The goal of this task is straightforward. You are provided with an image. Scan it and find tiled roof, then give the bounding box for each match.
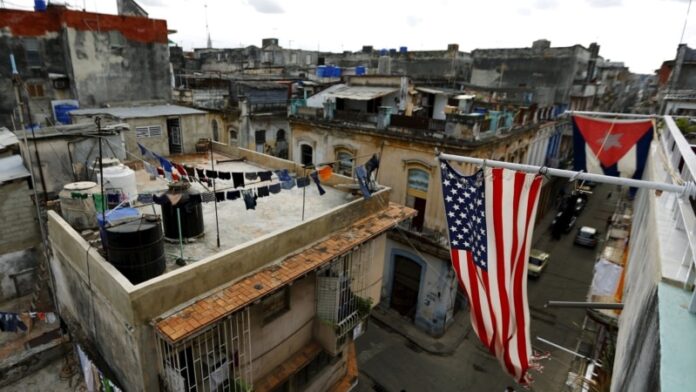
[155,203,416,343]
[254,341,322,392]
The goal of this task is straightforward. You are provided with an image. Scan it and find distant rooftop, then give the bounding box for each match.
[70,105,205,119]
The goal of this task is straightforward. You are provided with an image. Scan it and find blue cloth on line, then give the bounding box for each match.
[309,171,326,195]
[356,165,371,199]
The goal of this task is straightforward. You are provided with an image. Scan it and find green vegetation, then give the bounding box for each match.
[674,117,696,134]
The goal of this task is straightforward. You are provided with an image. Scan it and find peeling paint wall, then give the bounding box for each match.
[383,239,458,336]
[66,28,170,107]
[0,7,170,127]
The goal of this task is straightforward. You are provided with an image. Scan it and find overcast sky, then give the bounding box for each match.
[8,0,696,73]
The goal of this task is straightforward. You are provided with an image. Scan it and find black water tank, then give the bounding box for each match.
[160,182,205,241]
[105,215,166,284]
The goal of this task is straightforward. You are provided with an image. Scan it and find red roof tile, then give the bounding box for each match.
[155,203,415,343]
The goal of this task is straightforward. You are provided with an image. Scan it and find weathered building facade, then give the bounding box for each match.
[47,145,414,391]
[0,5,171,128]
[289,76,570,335]
[471,39,601,110]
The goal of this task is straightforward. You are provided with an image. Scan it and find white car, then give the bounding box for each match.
[528,249,550,278]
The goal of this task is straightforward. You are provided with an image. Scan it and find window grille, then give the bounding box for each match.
[316,242,373,351]
[156,307,253,392]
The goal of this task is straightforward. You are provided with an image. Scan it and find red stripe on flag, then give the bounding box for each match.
[513,175,542,382]
[492,167,516,376]
[502,171,525,377]
[463,251,490,349]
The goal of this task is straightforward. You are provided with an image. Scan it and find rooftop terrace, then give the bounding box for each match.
[128,152,349,273]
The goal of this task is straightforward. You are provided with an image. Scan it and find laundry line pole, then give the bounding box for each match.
[436,152,696,199]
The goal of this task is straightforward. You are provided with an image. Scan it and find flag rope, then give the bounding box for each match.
[436,153,696,199]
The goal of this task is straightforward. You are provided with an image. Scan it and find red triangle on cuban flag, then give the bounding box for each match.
[574,115,653,167]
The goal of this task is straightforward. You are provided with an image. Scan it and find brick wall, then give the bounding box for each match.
[0,180,40,254]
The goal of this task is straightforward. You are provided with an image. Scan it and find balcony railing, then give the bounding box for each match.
[333,110,377,124]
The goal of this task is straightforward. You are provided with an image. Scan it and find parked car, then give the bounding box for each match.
[528,249,550,278]
[573,194,588,215]
[574,226,598,248]
[551,211,577,233]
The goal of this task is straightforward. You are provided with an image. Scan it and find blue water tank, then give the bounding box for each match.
[34,0,46,12]
[316,65,327,77]
[355,66,366,75]
[380,49,388,56]
[55,104,78,124]
[400,46,408,53]
[334,67,342,77]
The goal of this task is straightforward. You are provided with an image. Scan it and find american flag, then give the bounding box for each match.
[440,160,543,384]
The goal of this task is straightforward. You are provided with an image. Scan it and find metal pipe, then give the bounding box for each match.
[210,141,221,248]
[545,301,624,310]
[96,117,106,228]
[436,153,696,199]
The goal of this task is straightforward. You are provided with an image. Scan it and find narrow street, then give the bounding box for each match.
[356,183,618,391]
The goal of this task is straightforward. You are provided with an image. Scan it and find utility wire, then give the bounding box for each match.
[680,0,693,44]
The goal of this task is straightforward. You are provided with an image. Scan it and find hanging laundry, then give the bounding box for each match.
[137,143,158,161]
[258,171,273,182]
[318,166,333,182]
[46,312,57,323]
[184,165,196,177]
[205,170,218,179]
[157,167,165,177]
[355,165,371,199]
[281,179,295,190]
[226,190,240,200]
[0,312,28,332]
[137,193,154,204]
[309,171,326,195]
[189,193,202,205]
[242,190,257,210]
[245,172,259,181]
[276,169,292,182]
[196,168,206,179]
[215,191,225,202]
[218,171,231,180]
[296,176,310,188]
[106,193,120,205]
[269,183,282,194]
[365,154,380,180]
[152,193,170,205]
[201,192,216,203]
[157,155,174,177]
[93,194,106,213]
[257,186,270,198]
[232,172,245,188]
[173,163,188,181]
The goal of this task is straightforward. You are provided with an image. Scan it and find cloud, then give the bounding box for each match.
[586,0,622,6]
[138,0,167,6]
[535,0,559,9]
[517,7,532,16]
[247,0,284,14]
[407,15,423,27]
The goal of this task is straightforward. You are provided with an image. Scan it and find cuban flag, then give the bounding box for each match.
[572,114,653,179]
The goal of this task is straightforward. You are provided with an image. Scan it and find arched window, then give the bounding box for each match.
[301,144,313,166]
[335,149,354,176]
[229,128,238,143]
[276,129,286,141]
[211,119,219,142]
[406,167,429,231]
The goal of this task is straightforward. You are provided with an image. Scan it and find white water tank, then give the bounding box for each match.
[93,159,138,203]
[59,181,100,230]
